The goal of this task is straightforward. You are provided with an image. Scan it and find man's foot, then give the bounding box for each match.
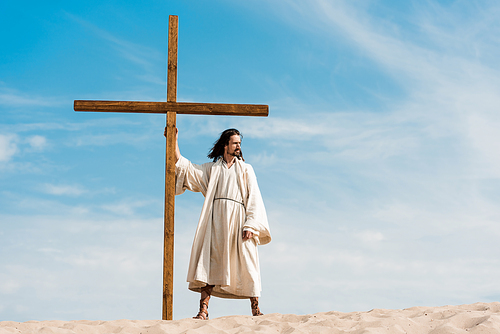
[193,284,214,320]
[250,297,264,316]
[193,301,209,320]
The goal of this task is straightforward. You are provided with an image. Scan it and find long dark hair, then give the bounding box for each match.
[207,128,243,162]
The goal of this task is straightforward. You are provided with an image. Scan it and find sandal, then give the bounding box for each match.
[193,285,213,320]
[251,297,264,316]
[193,301,209,320]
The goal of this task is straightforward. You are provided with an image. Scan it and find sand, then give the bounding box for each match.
[2,302,500,333]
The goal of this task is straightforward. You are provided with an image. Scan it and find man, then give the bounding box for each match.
[173,128,271,320]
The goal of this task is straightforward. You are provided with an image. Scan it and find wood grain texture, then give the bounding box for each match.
[74,100,269,117]
[163,112,176,321]
[162,15,178,322]
[167,15,178,104]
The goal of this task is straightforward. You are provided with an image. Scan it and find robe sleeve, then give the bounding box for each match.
[242,164,271,245]
[175,156,211,197]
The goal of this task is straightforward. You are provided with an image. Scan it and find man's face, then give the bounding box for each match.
[224,135,241,157]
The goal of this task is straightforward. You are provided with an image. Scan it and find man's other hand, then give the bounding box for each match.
[242,230,254,241]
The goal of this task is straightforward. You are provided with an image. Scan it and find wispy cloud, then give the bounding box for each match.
[65,12,165,86]
[279,0,500,164]
[69,131,154,148]
[101,198,157,216]
[0,213,163,321]
[41,183,87,196]
[0,134,18,162]
[0,85,62,107]
[1,117,146,134]
[26,135,48,151]
[258,201,500,313]
[0,133,49,167]
[0,117,162,158]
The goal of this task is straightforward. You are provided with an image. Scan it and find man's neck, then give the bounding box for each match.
[223,154,236,168]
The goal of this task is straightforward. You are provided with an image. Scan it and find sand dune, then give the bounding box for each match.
[2,302,500,333]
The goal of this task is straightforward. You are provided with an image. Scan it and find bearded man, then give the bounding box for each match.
[173,128,271,319]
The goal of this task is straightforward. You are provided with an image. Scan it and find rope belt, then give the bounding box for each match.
[214,197,245,207]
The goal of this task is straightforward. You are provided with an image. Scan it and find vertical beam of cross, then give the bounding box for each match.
[163,15,178,321]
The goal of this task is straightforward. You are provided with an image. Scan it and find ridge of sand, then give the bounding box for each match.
[2,302,500,333]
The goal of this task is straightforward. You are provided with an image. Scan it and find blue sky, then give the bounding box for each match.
[2,0,500,322]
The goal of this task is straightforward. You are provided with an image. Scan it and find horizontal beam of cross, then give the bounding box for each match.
[74,100,269,116]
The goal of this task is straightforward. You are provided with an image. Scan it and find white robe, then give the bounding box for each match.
[175,156,271,298]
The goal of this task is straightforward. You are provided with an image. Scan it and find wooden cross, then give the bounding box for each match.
[74,15,268,320]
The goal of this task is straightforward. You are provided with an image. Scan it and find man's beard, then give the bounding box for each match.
[230,149,241,157]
